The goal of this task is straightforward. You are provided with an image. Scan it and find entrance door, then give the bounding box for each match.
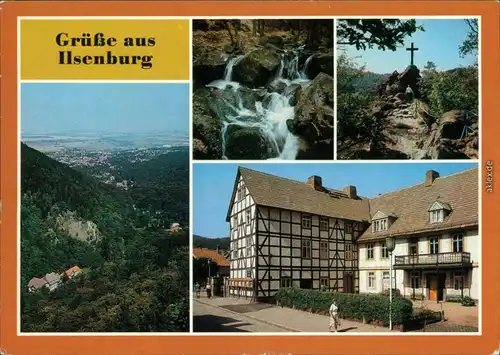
[343,273,354,293]
[429,275,438,301]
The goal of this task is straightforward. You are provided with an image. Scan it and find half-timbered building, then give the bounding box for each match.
[226,166,479,302]
[226,167,369,300]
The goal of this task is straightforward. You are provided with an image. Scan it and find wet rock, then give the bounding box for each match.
[287,73,334,156]
[193,114,223,159]
[232,45,281,88]
[268,80,288,94]
[225,126,271,159]
[307,53,334,79]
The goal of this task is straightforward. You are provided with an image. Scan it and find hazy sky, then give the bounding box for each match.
[21,83,189,135]
[193,162,477,239]
[340,19,477,73]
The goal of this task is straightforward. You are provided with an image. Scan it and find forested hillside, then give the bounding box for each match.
[193,235,230,250]
[20,143,189,332]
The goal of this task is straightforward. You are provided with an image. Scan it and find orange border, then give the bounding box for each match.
[2,2,499,355]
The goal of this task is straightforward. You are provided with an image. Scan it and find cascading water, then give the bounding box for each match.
[206,49,315,160]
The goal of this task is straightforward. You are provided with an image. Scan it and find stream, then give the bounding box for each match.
[206,48,314,160]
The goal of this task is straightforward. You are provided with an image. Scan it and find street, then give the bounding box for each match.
[193,300,288,332]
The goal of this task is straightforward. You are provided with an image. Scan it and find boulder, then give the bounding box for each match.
[398,65,422,97]
[232,45,282,88]
[288,72,334,148]
[193,114,223,159]
[307,53,334,79]
[224,125,274,159]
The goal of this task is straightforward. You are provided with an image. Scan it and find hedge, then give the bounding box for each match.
[276,288,413,327]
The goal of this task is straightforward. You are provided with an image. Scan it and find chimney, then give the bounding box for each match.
[343,185,357,199]
[307,175,322,191]
[425,170,440,186]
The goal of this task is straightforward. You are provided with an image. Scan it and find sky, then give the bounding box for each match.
[193,162,478,239]
[340,19,477,73]
[21,83,189,135]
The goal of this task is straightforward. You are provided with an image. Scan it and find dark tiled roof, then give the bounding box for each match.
[238,167,371,222]
[359,168,478,241]
[236,166,478,241]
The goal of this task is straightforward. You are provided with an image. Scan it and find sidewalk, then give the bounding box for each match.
[194,294,393,333]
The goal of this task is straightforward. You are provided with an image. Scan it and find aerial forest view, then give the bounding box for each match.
[337,19,479,160]
[20,83,189,332]
[192,19,334,160]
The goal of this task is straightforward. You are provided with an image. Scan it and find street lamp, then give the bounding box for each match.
[385,236,396,331]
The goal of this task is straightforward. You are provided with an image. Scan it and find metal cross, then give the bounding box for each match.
[406,42,419,66]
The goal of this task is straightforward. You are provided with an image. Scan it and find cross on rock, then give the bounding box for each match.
[406,42,419,66]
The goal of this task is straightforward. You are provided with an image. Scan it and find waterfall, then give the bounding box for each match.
[207,48,313,160]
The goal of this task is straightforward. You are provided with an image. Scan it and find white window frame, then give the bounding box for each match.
[452,234,464,252]
[302,240,312,258]
[319,241,329,259]
[410,271,420,289]
[381,242,389,258]
[345,243,352,261]
[301,214,312,229]
[430,209,444,223]
[382,271,390,290]
[280,276,292,288]
[368,272,376,289]
[320,277,329,288]
[366,244,374,259]
[319,217,329,231]
[429,237,439,254]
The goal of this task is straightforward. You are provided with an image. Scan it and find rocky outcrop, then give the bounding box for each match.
[287,72,334,158]
[340,63,477,160]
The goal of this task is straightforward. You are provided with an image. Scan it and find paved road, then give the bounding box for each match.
[193,300,288,333]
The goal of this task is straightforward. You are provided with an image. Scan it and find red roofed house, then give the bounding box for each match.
[193,247,230,277]
[64,266,82,280]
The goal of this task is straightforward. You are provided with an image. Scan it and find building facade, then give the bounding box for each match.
[226,167,479,302]
[356,169,479,301]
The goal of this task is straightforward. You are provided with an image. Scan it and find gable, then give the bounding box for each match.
[371,210,388,220]
[428,201,451,212]
[225,169,243,222]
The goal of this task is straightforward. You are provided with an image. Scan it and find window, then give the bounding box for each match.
[302,215,311,229]
[430,209,443,223]
[381,243,389,258]
[382,271,390,290]
[372,218,388,232]
[345,243,352,261]
[320,217,329,231]
[320,277,329,289]
[280,277,292,288]
[246,237,252,256]
[409,240,418,255]
[366,244,374,259]
[429,237,439,254]
[246,270,251,278]
[453,271,464,290]
[302,240,312,258]
[345,223,353,234]
[368,272,376,289]
[410,271,420,289]
[246,209,251,224]
[320,241,329,259]
[237,187,243,201]
[452,234,464,252]
[232,216,238,229]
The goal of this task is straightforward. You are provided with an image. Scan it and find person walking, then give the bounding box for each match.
[194,282,201,298]
[405,85,414,102]
[329,298,340,332]
[206,282,212,299]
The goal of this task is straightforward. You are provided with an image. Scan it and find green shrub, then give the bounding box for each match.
[461,296,475,307]
[276,288,413,327]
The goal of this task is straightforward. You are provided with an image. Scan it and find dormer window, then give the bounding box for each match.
[428,201,451,224]
[371,210,395,233]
